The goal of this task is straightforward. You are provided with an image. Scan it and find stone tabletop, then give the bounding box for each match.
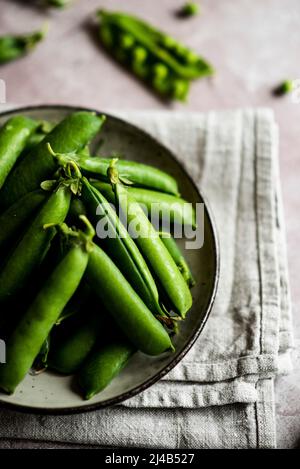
[0,0,299,449]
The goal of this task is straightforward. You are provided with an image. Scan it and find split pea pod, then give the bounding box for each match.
[73,155,179,195]
[159,233,195,288]
[0,222,93,394]
[0,190,47,252]
[0,112,106,209]
[109,162,192,318]
[97,10,213,100]
[0,116,38,189]
[78,338,135,400]
[86,243,173,355]
[82,178,163,316]
[0,26,47,64]
[0,183,72,303]
[92,180,196,228]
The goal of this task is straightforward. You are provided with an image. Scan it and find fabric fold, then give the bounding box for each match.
[0,108,292,448]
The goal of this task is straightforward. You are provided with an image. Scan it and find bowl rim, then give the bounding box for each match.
[0,104,220,415]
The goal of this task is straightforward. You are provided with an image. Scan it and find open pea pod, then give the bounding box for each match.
[97,10,213,100]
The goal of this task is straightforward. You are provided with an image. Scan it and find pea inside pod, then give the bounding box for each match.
[97,10,213,101]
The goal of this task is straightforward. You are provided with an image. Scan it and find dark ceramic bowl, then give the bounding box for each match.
[0,105,219,414]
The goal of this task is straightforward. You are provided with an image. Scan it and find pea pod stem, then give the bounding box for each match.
[72,154,179,195]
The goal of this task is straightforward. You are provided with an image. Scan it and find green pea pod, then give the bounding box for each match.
[0,158,83,303]
[74,155,179,195]
[82,178,164,317]
[0,112,106,209]
[48,312,103,374]
[0,26,47,64]
[86,243,174,356]
[0,190,48,252]
[92,180,196,228]
[97,10,213,100]
[159,233,195,288]
[109,162,192,318]
[0,116,38,189]
[0,222,93,394]
[78,339,135,400]
[99,11,213,80]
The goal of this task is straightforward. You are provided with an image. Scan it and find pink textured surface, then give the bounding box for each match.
[0,0,299,449]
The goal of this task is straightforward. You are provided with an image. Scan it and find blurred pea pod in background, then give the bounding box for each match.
[97,9,214,102]
[0,25,48,65]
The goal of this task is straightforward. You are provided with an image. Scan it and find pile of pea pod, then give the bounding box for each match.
[0,111,196,400]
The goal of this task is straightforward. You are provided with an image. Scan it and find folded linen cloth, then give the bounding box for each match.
[0,108,292,448]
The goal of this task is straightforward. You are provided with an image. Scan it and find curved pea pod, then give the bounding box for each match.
[0,26,46,64]
[0,185,71,303]
[93,180,196,228]
[75,155,179,195]
[86,243,174,356]
[0,116,38,189]
[109,163,192,318]
[0,112,106,209]
[159,233,195,288]
[78,339,135,400]
[0,190,48,252]
[48,313,103,374]
[0,231,91,394]
[82,178,163,317]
